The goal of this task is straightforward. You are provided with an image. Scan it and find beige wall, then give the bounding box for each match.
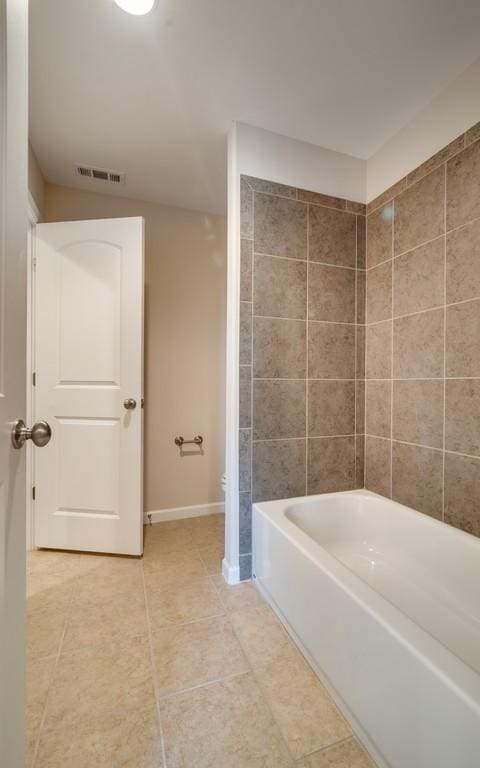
[28,142,45,215]
[44,183,226,512]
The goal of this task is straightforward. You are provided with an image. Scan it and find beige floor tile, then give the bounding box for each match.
[210,574,265,612]
[63,595,148,652]
[254,655,351,759]
[26,655,56,744]
[74,560,144,606]
[143,557,208,591]
[142,545,205,573]
[27,578,75,613]
[197,542,225,575]
[161,673,293,768]
[35,704,162,768]
[27,606,67,660]
[147,576,224,628]
[230,604,296,668]
[43,636,154,732]
[143,524,198,553]
[152,615,249,696]
[297,737,376,767]
[27,549,82,575]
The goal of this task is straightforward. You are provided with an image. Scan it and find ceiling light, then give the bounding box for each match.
[114,0,157,15]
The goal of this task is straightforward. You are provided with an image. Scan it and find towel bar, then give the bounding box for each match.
[174,435,203,447]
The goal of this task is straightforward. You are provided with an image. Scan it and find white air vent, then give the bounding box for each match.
[75,164,126,185]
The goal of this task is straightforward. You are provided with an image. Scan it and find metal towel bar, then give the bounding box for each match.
[174,435,203,447]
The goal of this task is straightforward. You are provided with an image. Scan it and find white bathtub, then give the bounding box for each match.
[253,490,480,768]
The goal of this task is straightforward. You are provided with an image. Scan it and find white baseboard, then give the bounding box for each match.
[144,502,225,524]
[222,557,240,585]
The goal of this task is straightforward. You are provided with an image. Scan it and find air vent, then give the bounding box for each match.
[75,164,126,185]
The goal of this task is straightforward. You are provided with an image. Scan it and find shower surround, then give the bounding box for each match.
[238,176,366,578]
[364,121,480,538]
[235,119,480,579]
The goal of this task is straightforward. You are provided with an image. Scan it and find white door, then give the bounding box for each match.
[0,1,28,765]
[33,218,144,556]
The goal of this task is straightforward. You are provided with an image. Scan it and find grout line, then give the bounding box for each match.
[253,435,355,444]
[390,200,394,499]
[364,295,480,327]
[295,736,357,762]
[141,563,168,768]
[249,190,255,568]
[354,215,358,487]
[157,670,250,702]
[366,435,443,453]
[253,313,356,326]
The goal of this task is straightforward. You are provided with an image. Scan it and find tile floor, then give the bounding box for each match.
[26,514,375,767]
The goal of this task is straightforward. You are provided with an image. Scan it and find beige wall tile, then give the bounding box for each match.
[308,380,355,437]
[298,189,346,209]
[254,317,306,378]
[465,121,480,146]
[239,301,252,365]
[366,204,393,268]
[254,193,307,259]
[392,442,443,519]
[239,429,251,493]
[406,135,464,186]
[365,380,391,438]
[393,309,444,379]
[356,215,366,268]
[160,673,293,768]
[240,239,253,301]
[348,201,367,215]
[254,253,307,319]
[239,366,251,429]
[446,299,480,377]
[393,237,445,317]
[308,322,355,379]
[308,262,355,323]
[307,437,355,493]
[254,655,350,759]
[445,379,480,456]
[152,616,248,696]
[253,438,306,502]
[365,321,391,379]
[309,206,356,268]
[298,737,375,767]
[444,452,480,536]
[253,379,306,440]
[446,218,480,304]
[366,177,406,215]
[366,260,392,323]
[240,177,253,238]
[365,436,391,497]
[392,380,444,449]
[447,137,480,230]
[244,176,296,198]
[394,166,445,255]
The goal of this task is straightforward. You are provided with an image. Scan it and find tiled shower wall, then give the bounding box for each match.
[365,119,480,537]
[238,176,366,579]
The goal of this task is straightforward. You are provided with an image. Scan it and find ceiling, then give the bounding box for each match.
[29,0,480,215]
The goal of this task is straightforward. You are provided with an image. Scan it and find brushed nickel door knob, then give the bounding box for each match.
[123,398,137,410]
[12,420,52,449]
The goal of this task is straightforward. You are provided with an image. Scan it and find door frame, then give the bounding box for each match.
[26,192,39,550]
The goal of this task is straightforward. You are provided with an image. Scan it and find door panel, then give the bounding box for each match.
[0,1,28,765]
[34,218,144,555]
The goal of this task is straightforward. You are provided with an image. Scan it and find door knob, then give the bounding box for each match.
[123,398,137,410]
[12,420,52,449]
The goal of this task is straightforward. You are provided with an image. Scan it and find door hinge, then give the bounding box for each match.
[32,256,37,271]
[32,372,36,387]
[32,486,36,501]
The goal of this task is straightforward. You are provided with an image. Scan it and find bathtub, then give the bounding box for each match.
[253,490,480,768]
